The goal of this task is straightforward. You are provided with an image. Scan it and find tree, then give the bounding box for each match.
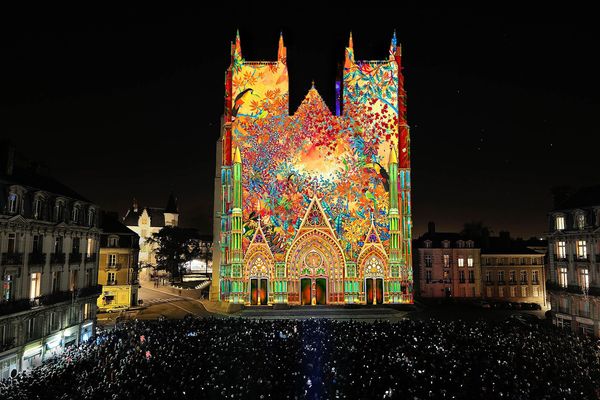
[147,226,201,283]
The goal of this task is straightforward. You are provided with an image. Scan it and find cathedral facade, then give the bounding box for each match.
[212,32,412,305]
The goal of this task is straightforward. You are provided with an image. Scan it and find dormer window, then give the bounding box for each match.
[88,208,96,227]
[72,205,80,223]
[7,193,18,214]
[55,200,65,222]
[576,213,585,230]
[108,236,119,248]
[555,215,565,230]
[466,240,474,248]
[33,196,44,219]
[442,241,450,248]
[424,240,432,248]
[457,240,465,248]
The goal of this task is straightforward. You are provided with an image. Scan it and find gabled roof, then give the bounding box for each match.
[123,206,166,227]
[293,86,332,117]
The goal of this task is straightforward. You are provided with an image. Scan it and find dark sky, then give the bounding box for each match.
[1,4,599,238]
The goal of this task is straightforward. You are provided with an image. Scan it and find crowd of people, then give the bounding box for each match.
[1,316,599,399]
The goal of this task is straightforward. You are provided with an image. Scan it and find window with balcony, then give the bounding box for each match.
[467,256,473,267]
[7,234,16,253]
[555,215,565,230]
[520,270,528,284]
[579,268,589,290]
[108,254,117,267]
[443,254,450,268]
[532,270,539,284]
[458,257,464,267]
[52,271,61,293]
[86,238,94,256]
[498,271,505,283]
[558,267,568,288]
[577,240,587,259]
[7,194,18,214]
[556,241,566,259]
[425,270,432,283]
[32,235,43,253]
[29,272,41,300]
[54,236,63,254]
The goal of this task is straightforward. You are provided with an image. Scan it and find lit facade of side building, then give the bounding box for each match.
[212,32,413,305]
[547,186,600,336]
[97,213,140,312]
[123,194,178,271]
[0,144,100,378]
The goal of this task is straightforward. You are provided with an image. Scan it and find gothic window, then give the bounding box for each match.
[364,255,384,277]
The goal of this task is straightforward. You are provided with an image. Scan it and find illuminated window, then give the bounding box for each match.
[83,303,91,320]
[555,215,565,230]
[458,257,464,267]
[510,286,517,297]
[558,267,568,288]
[467,256,474,267]
[2,275,13,301]
[86,238,94,255]
[7,194,18,214]
[576,213,585,229]
[533,286,540,297]
[30,272,41,300]
[577,240,587,259]
[443,254,450,268]
[556,241,566,259]
[579,268,589,289]
[108,254,117,267]
[521,286,527,297]
[70,270,78,291]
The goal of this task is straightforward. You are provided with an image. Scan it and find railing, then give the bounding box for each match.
[532,280,540,285]
[0,299,31,316]
[520,280,528,285]
[78,285,102,297]
[579,310,591,318]
[50,253,66,264]
[485,281,494,286]
[558,306,570,314]
[1,252,23,266]
[28,252,46,265]
[69,253,82,264]
[546,280,600,296]
[39,290,73,305]
[85,254,97,263]
[106,263,122,270]
[553,255,568,262]
[0,338,16,353]
[509,280,517,285]
[106,280,118,286]
[575,255,590,262]
[498,280,506,285]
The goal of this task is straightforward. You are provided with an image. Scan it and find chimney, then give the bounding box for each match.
[428,221,435,235]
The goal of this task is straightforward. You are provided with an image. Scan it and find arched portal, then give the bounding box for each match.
[358,248,387,305]
[286,230,345,305]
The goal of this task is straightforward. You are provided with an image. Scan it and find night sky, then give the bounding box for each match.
[1,4,598,238]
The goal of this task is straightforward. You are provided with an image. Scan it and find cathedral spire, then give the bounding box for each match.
[345,31,355,66]
[234,29,242,60]
[278,31,286,63]
[389,30,397,59]
[348,31,354,49]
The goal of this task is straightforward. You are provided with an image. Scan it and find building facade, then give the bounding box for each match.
[416,228,480,298]
[481,250,546,306]
[547,186,600,336]
[0,144,101,378]
[213,32,413,305]
[97,213,140,312]
[123,194,178,269]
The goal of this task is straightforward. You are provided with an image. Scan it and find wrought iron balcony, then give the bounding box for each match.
[509,280,517,285]
[0,299,31,316]
[497,280,506,285]
[1,252,23,266]
[78,285,102,297]
[553,255,568,262]
[106,263,122,270]
[85,254,97,263]
[485,281,494,286]
[546,280,600,296]
[69,252,82,264]
[28,252,46,265]
[50,252,66,264]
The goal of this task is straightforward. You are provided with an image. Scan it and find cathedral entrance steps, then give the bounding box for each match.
[238,305,411,320]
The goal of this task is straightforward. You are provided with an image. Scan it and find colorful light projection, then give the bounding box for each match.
[230,33,401,261]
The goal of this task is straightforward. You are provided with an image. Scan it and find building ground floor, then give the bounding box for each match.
[97,284,138,312]
[549,291,600,337]
[0,295,97,379]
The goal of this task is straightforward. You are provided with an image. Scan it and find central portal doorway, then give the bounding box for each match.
[250,278,268,305]
[300,278,327,305]
[301,278,311,305]
[366,278,384,305]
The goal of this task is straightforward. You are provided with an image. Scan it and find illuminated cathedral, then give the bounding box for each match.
[211,31,412,305]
